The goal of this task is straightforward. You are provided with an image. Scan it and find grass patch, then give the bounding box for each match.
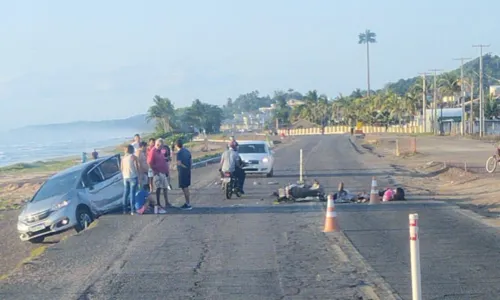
[0,159,78,175]
[0,201,23,211]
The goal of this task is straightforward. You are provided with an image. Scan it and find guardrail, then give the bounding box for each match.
[191,155,222,169]
[169,155,222,171]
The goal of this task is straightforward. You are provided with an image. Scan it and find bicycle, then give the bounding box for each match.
[485,148,500,173]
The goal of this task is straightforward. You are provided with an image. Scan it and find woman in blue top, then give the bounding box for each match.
[176,139,192,210]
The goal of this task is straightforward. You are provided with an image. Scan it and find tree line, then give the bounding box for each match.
[146,54,500,135]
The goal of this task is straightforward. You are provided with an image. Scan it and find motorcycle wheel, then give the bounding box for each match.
[486,156,498,173]
[224,182,232,199]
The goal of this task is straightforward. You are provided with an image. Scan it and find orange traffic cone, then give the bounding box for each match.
[323,194,339,232]
[369,176,380,204]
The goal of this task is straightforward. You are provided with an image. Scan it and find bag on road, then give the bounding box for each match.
[135,189,149,214]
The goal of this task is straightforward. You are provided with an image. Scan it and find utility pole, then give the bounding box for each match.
[473,44,490,136]
[418,72,430,133]
[429,69,443,135]
[453,57,471,135]
[470,77,474,134]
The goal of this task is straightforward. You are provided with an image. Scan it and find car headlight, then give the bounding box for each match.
[262,157,269,163]
[53,200,69,210]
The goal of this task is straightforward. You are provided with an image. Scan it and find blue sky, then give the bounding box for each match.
[0,0,498,130]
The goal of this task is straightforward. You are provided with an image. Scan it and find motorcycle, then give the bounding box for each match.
[220,171,241,199]
[220,161,248,199]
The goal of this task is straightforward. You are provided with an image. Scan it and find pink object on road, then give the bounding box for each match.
[382,188,394,202]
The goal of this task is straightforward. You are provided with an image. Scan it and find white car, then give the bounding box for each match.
[237,140,275,177]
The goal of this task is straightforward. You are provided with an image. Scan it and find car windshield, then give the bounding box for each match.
[31,171,80,202]
[238,144,267,154]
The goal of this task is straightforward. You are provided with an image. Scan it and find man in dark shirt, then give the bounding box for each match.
[176,139,192,210]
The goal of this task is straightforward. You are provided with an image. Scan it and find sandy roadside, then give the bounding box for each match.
[0,134,291,279]
[355,133,500,225]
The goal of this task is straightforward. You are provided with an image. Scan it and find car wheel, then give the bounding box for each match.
[266,169,274,178]
[28,236,45,244]
[74,206,94,233]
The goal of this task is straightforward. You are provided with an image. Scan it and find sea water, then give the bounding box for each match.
[0,128,142,167]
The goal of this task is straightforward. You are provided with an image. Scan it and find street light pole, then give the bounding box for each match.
[418,73,430,133]
[473,44,490,136]
[429,69,443,135]
[453,57,471,135]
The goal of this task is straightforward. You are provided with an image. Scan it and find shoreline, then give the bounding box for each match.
[0,133,278,211]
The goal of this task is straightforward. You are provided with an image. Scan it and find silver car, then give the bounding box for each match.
[17,154,124,243]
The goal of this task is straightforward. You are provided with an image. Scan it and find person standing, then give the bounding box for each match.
[176,139,192,210]
[135,141,149,191]
[147,138,156,191]
[121,145,141,215]
[147,138,170,213]
[91,149,99,160]
[131,134,141,151]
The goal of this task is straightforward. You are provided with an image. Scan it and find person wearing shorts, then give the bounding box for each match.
[147,138,156,192]
[175,139,192,210]
[147,138,170,212]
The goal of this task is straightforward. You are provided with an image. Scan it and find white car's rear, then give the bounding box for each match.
[237,141,275,177]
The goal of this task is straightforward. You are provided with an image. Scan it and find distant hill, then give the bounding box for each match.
[11,114,154,133]
[385,54,500,95]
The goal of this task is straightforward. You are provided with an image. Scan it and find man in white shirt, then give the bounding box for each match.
[131,134,141,151]
[220,142,239,173]
[219,141,246,194]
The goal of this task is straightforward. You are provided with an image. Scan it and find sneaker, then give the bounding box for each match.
[180,203,192,210]
[158,208,167,214]
[240,190,245,195]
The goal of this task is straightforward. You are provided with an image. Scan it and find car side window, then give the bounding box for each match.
[87,168,104,185]
[99,157,120,180]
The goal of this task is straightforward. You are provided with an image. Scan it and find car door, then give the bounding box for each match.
[84,164,108,213]
[85,155,122,212]
[95,154,123,212]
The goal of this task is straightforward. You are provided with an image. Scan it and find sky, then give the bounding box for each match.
[0,0,499,130]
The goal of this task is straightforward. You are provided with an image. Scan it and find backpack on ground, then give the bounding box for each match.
[393,187,406,201]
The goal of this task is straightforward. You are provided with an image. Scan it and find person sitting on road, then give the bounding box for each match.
[219,141,245,194]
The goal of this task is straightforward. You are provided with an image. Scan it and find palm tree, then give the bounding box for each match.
[438,73,460,107]
[485,94,499,119]
[358,30,377,98]
[146,95,176,133]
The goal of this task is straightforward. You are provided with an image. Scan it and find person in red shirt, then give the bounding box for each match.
[147,138,171,212]
[146,138,156,192]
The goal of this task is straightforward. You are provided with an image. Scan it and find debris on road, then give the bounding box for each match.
[272,179,326,202]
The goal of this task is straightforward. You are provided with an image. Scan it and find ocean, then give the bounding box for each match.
[0,128,143,167]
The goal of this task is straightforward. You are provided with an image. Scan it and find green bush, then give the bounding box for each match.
[150,132,195,146]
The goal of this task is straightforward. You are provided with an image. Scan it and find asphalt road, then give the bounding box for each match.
[2,135,500,299]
